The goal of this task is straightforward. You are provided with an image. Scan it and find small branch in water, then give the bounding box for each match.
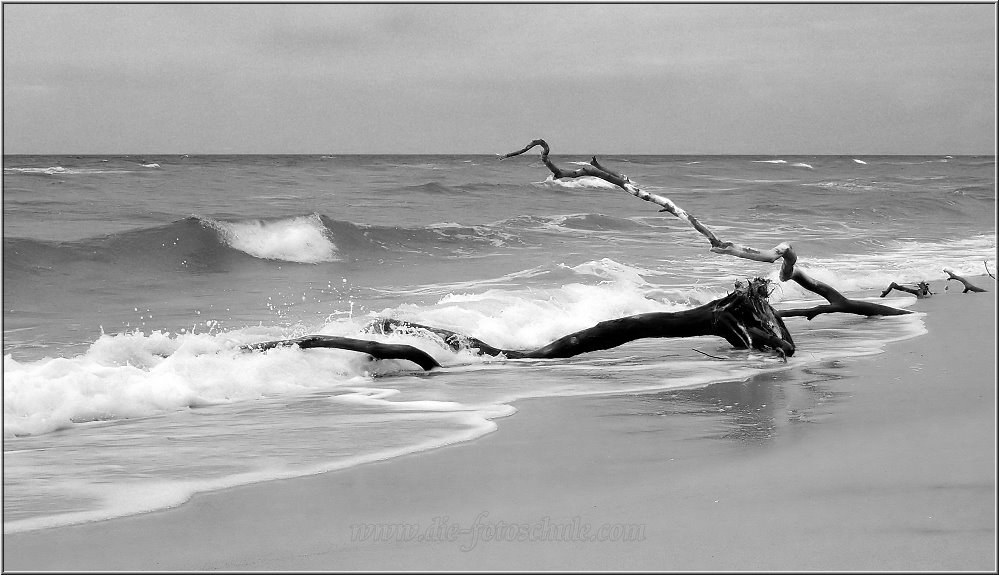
[692,348,728,360]
[985,261,995,279]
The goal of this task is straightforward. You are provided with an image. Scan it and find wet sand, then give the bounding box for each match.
[3,277,995,570]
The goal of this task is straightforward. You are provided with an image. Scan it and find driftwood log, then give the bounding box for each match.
[364,278,794,360]
[503,139,911,319]
[240,140,915,369]
[241,279,795,370]
[944,269,987,293]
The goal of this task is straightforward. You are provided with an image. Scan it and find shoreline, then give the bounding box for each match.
[3,277,995,570]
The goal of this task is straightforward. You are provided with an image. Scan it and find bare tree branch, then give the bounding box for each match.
[503,139,909,314]
[239,335,441,371]
[778,269,913,320]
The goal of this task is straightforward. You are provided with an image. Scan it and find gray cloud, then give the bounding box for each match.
[3,3,994,154]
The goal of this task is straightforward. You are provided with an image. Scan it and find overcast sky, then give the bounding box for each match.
[3,3,995,154]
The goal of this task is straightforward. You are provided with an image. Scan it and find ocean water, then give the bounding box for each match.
[3,153,995,533]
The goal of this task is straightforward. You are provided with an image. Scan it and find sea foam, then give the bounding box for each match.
[0,258,712,437]
[537,174,622,190]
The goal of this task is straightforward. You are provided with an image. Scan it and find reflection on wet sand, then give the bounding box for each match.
[602,360,853,446]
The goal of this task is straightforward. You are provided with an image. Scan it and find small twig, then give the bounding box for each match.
[692,348,728,360]
[986,260,995,279]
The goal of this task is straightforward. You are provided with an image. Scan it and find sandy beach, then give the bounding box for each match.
[3,276,995,571]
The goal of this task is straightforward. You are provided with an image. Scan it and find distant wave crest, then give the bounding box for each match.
[3,166,136,175]
[201,214,339,263]
[2,213,540,273]
[750,159,813,169]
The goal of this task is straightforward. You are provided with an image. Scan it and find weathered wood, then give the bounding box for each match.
[502,139,621,183]
[880,281,932,299]
[239,335,441,371]
[365,278,795,360]
[944,269,987,293]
